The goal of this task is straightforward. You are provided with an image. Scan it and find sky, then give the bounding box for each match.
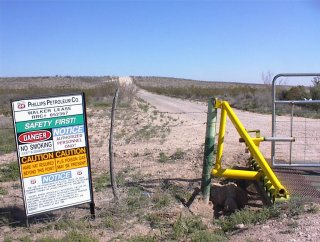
[0,0,319,84]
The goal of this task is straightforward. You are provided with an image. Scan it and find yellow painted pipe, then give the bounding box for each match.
[212,168,261,180]
[215,106,227,170]
[221,101,287,196]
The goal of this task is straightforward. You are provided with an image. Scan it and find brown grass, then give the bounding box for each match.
[0,76,136,116]
[133,76,279,113]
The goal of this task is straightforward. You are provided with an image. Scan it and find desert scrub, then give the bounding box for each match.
[133,76,290,114]
[0,76,136,115]
[158,149,185,163]
[161,181,193,204]
[126,186,150,212]
[140,214,226,241]
[283,196,319,216]
[172,214,217,240]
[171,148,185,160]
[151,189,172,209]
[128,235,157,242]
[0,187,8,195]
[217,206,281,232]
[145,212,170,229]
[128,124,170,142]
[158,152,170,163]
[0,128,16,154]
[0,161,20,182]
[93,171,125,192]
[37,230,98,242]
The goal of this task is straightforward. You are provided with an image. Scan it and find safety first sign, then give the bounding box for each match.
[11,94,94,216]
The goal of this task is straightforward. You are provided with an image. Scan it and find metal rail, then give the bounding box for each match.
[271,73,320,167]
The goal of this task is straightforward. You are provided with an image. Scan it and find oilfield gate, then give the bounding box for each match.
[202,73,320,204]
[272,73,320,167]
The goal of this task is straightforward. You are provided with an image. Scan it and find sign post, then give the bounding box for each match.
[11,93,95,225]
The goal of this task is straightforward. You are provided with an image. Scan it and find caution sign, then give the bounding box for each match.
[11,94,94,217]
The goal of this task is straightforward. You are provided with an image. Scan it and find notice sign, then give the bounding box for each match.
[11,94,94,216]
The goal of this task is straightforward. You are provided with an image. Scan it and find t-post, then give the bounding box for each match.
[201,98,217,204]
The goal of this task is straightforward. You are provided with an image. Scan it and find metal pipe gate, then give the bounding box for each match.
[272,73,320,167]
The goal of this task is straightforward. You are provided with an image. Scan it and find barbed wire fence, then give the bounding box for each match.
[2,98,319,227]
[0,103,210,227]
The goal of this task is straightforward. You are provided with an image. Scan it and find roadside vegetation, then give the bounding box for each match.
[0,76,138,155]
[133,76,320,117]
[1,76,320,241]
[1,189,317,241]
[0,76,137,116]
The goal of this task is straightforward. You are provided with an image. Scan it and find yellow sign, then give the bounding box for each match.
[20,147,87,178]
[21,159,56,178]
[56,154,87,171]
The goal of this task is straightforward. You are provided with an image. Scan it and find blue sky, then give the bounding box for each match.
[0,0,319,84]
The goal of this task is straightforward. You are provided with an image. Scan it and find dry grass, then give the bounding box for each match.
[0,76,137,116]
[134,76,320,118]
[133,76,287,114]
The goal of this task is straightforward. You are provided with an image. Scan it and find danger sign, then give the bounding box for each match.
[18,130,52,144]
[11,93,94,217]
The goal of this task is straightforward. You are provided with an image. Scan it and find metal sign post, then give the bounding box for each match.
[11,93,95,225]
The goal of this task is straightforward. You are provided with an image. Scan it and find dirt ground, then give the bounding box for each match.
[0,78,319,241]
[136,89,320,242]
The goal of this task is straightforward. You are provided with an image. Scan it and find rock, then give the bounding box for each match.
[224,197,238,212]
[235,223,245,229]
[280,213,287,219]
[210,182,248,213]
[2,226,10,233]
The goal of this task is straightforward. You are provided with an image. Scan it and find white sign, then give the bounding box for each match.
[19,140,54,157]
[12,95,82,111]
[52,125,86,151]
[14,104,83,122]
[24,168,91,215]
[11,94,94,217]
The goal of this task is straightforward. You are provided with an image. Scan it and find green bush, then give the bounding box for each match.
[281,86,309,100]
[158,152,170,163]
[0,187,8,195]
[217,206,280,232]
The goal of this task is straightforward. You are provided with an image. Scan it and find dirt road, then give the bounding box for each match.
[137,89,273,166]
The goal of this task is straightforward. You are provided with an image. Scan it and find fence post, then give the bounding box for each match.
[109,89,120,201]
[201,98,217,204]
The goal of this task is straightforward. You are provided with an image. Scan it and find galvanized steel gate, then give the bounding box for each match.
[271,73,320,167]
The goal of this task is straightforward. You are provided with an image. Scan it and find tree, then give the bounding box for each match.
[261,70,287,86]
[261,70,274,85]
[310,76,320,100]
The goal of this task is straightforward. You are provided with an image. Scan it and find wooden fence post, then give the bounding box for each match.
[109,89,120,200]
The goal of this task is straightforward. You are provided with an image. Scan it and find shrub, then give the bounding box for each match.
[172,215,207,239]
[217,206,280,232]
[281,86,309,100]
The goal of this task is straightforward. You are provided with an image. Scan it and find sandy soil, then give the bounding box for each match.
[136,89,320,242]
[1,79,319,241]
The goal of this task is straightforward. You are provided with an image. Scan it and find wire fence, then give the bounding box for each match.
[274,103,320,165]
[0,107,207,149]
